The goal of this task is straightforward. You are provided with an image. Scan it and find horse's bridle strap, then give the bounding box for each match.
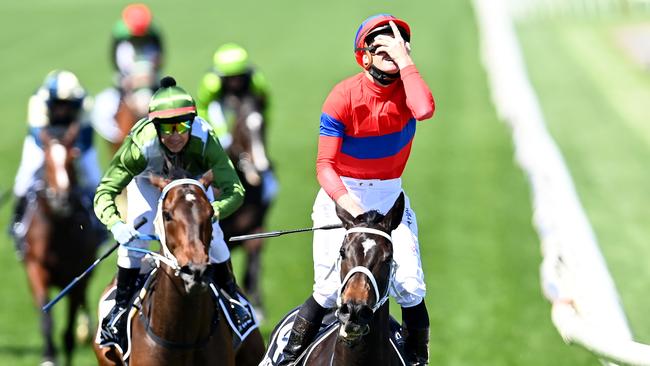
[345,227,392,242]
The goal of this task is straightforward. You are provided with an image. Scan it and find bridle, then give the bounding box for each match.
[123,178,209,274]
[336,227,396,314]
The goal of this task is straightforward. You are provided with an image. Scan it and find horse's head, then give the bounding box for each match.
[335,193,404,344]
[40,124,80,216]
[228,96,270,187]
[149,170,215,294]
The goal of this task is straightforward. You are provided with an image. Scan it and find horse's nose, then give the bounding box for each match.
[338,303,351,323]
[338,302,373,326]
[187,262,207,281]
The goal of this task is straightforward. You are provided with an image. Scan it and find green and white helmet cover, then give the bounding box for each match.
[148,78,196,120]
[212,43,250,77]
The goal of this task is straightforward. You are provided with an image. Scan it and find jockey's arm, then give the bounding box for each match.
[94,133,147,229]
[204,130,245,220]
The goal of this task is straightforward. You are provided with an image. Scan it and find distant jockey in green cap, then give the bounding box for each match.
[94,76,251,350]
[196,42,277,205]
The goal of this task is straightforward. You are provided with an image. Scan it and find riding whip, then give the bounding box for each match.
[42,217,148,313]
[228,223,343,242]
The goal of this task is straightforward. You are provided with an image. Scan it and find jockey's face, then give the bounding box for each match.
[367,37,400,75]
[48,100,81,126]
[222,75,247,95]
[159,123,190,153]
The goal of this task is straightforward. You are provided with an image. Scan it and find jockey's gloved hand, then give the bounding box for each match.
[110,221,140,245]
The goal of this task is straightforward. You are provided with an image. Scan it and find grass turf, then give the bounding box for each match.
[0,0,616,364]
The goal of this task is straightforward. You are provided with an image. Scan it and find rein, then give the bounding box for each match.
[336,227,396,313]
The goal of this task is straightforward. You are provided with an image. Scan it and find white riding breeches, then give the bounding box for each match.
[13,136,102,197]
[117,176,231,269]
[311,177,426,309]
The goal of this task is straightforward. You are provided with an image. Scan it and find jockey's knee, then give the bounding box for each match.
[311,290,337,309]
[117,245,146,269]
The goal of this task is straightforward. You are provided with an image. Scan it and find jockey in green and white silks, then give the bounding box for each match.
[196,43,270,149]
[93,76,250,349]
[196,43,277,204]
[10,70,103,248]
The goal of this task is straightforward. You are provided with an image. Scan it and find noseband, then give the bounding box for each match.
[336,227,396,314]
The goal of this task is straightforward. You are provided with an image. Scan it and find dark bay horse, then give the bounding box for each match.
[93,171,265,366]
[24,124,99,365]
[112,60,156,152]
[219,95,275,315]
[268,193,406,365]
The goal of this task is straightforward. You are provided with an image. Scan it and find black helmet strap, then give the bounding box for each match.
[368,65,400,85]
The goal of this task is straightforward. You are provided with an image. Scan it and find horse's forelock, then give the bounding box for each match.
[356,210,385,226]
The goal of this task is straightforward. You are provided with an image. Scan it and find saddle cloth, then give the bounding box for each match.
[260,307,407,366]
[95,261,259,364]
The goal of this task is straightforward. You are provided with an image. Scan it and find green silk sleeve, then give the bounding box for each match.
[93,134,147,229]
[203,130,245,219]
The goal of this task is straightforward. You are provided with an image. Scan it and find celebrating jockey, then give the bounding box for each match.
[93,76,250,347]
[196,43,270,149]
[93,3,162,144]
[10,70,103,252]
[278,14,435,365]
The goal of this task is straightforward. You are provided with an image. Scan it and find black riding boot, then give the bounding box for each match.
[211,261,253,328]
[100,267,140,346]
[402,301,430,365]
[277,296,327,365]
[402,327,430,365]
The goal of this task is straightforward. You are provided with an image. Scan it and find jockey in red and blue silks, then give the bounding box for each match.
[276,14,435,366]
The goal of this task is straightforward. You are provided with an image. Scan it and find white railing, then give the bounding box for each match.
[508,0,650,20]
[472,0,650,365]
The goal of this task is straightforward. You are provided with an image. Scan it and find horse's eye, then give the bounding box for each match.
[339,247,346,259]
[163,211,172,221]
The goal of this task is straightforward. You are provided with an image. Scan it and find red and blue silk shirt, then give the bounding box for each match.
[317,65,435,200]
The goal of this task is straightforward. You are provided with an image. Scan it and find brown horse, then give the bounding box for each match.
[266,193,405,365]
[23,124,99,365]
[93,172,265,366]
[219,95,275,315]
[111,60,156,152]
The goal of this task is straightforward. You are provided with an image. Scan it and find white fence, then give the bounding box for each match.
[472,0,650,365]
[509,0,650,20]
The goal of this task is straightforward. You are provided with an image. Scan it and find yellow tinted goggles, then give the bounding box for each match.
[159,120,192,136]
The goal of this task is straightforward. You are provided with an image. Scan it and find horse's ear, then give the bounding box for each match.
[199,169,214,189]
[149,173,171,191]
[335,201,356,230]
[382,192,405,232]
[63,122,80,147]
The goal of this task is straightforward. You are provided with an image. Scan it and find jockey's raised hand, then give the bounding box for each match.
[371,21,413,70]
[110,221,140,245]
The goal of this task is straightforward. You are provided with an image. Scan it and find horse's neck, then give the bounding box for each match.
[334,304,393,365]
[147,268,215,342]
